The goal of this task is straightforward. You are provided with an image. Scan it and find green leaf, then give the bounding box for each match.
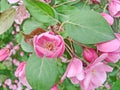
[0,8,16,35]
[0,0,11,12]
[73,43,82,56]
[55,5,77,22]
[64,10,115,44]
[24,0,58,25]
[26,53,58,90]
[111,79,120,90]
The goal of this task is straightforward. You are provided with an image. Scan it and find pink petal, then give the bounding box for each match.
[105,52,120,63]
[91,71,107,88]
[115,33,120,41]
[100,12,114,25]
[92,53,108,64]
[97,39,120,52]
[70,77,80,84]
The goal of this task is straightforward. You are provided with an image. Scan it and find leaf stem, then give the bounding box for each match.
[71,39,89,48]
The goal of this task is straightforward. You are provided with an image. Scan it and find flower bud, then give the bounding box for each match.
[83,48,98,62]
[0,48,10,61]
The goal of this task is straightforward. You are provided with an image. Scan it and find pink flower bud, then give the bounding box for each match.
[15,62,32,89]
[13,59,20,66]
[0,48,10,61]
[108,0,120,18]
[4,79,12,86]
[51,84,58,90]
[14,45,20,51]
[33,32,65,58]
[100,12,114,25]
[20,51,24,56]
[83,48,98,63]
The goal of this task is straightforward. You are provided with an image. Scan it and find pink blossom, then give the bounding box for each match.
[0,48,10,61]
[8,0,19,3]
[4,79,12,86]
[40,0,51,3]
[51,84,58,90]
[105,82,111,90]
[14,45,20,51]
[97,33,120,63]
[33,32,65,58]
[83,48,98,63]
[80,54,113,90]
[9,84,17,90]
[15,4,30,24]
[61,58,84,84]
[13,59,20,66]
[108,0,120,18]
[15,62,32,89]
[20,51,24,56]
[100,12,114,25]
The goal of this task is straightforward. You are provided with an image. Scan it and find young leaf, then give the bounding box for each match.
[64,10,115,44]
[26,53,58,90]
[0,8,16,35]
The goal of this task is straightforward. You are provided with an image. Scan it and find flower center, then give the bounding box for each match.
[44,42,55,51]
[92,69,96,75]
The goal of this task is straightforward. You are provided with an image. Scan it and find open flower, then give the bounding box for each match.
[80,54,113,90]
[108,0,120,18]
[33,32,65,58]
[100,12,114,25]
[0,48,10,61]
[15,62,32,89]
[97,33,120,63]
[61,58,84,84]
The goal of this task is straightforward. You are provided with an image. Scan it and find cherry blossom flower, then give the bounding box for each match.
[97,33,120,63]
[33,32,65,58]
[80,54,113,90]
